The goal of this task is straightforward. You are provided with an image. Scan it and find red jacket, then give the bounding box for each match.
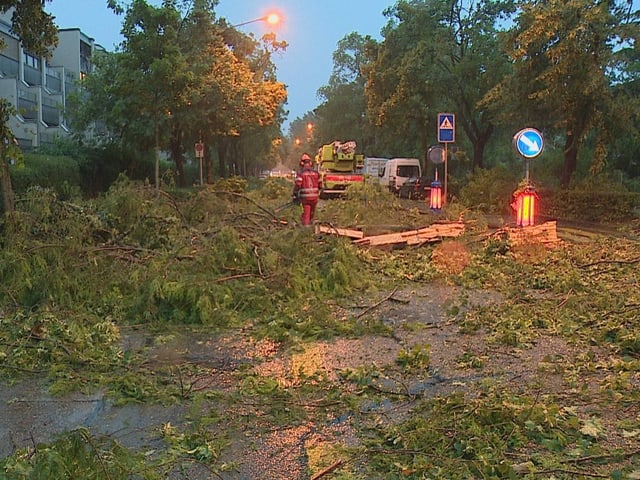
[294,167,321,202]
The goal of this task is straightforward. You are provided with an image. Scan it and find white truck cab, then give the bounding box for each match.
[379,158,421,193]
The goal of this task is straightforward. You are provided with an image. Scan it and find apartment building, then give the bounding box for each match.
[0,9,105,150]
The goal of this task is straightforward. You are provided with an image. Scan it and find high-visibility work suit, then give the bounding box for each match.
[293,166,321,226]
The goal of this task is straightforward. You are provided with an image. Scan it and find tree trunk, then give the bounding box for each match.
[420,126,429,177]
[218,142,227,178]
[1,154,15,213]
[154,121,160,195]
[169,129,185,188]
[204,143,213,184]
[472,142,485,170]
[471,123,493,170]
[561,132,578,188]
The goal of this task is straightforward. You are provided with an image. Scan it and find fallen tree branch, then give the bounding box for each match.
[310,459,344,480]
[214,273,257,283]
[602,303,640,318]
[561,448,640,464]
[214,191,282,221]
[533,467,608,478]
[356,287,399,319]
[578,257,640,268]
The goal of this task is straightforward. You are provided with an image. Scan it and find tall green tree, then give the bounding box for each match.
[72,0,286,184]
[483,0,639,186]
[67,1,189,187]
[315,33,376,153]
[364,0,514,168]
[364,2,443,162]
[207,27,287,178]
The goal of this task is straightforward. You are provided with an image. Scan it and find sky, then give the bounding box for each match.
[44,0,393,132]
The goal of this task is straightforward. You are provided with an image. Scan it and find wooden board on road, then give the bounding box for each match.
[315,221,465,247]
[503,221,560,247]
[354,222,465,246]
[315,225,365,239]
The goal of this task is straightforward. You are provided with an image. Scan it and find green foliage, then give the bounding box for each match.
[459,167,640,221]
[252,177,291,200]
[78,145,158,195]
[161,422,228,466]
[485,0,639,185]
[455,235,640,358]
[0,424,230,479]
[542,175,639,222]
[319,182,428,230]
[360,247,440,283]
[363,0,515,167]
[396,344,431,372]
[0,428,161,479]
[210,176,248,193]
[0,307,122,380]
[0,180,380,387]
[70,1,287,185]
[459,165,521,214]
[360,386,617,479]
[10,154,82,200]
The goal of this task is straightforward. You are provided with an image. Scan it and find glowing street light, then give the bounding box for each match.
[233,13,281,28]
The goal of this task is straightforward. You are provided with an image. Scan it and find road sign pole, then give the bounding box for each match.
[437,113,455,205]
[444,143,448,204]
[512,128,544,227]
[195,141,204,186]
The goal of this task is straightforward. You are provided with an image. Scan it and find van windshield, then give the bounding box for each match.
[397,165,420,177]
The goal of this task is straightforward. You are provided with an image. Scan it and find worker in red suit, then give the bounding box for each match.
[292,153,321,226]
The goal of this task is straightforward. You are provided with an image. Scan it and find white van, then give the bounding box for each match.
[379,158,422,193]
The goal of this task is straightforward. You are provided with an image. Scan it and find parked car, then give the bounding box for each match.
[398,176,431,200]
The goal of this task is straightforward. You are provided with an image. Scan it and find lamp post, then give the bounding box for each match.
[232,13,280,28]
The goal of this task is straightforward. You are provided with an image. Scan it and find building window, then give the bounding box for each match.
[23,51,41,70]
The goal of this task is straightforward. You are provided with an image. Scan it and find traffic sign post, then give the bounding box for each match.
[512,128,543,182]
[512,128,544,227]
[437,113,455,205]
[195,142,204,186]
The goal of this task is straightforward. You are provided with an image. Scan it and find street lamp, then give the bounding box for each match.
[232,13,281,28]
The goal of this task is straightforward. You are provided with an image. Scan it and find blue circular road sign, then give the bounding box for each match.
[513,128,544,159]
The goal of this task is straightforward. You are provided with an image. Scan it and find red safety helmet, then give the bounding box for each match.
[300,153,312,166]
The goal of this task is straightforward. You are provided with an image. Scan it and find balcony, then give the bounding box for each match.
[0,54,18,77]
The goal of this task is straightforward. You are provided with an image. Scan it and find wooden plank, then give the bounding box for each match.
[315,225,365,239]
[354,222,465,247]
[506,221,560,246]
[408,222,465,245]
[354,231,407,246]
